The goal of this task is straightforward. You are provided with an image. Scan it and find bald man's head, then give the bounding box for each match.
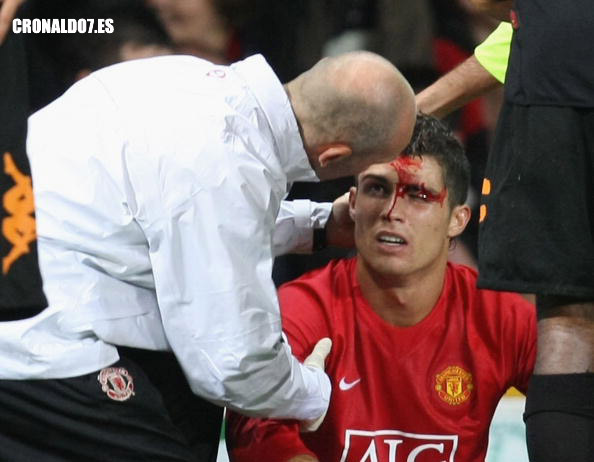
[285,51,416,180]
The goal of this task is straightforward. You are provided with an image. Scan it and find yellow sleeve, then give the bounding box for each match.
[474,22,513,83]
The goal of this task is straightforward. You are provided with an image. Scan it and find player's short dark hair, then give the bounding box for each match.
[403,113,470,208]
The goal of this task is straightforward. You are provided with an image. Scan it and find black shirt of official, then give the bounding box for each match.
[0,33,47,318]
[506,0,594,107]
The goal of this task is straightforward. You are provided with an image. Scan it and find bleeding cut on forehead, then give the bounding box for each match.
[355,155,449,218]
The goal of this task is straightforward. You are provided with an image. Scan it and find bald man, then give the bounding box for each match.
[0,52,415,461]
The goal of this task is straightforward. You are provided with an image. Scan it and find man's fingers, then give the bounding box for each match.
[304,337,332,369]
[325,191,355,248]
[300,338,332,432]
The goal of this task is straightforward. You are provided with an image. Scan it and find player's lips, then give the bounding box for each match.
[376,231,407,246]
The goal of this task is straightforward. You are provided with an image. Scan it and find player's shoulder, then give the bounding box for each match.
[446,262,479,291]
[448,263,533,307]
[447,262,534,312]
[278,259,356,338]
[447,262,478,278]
[278,258,355,303]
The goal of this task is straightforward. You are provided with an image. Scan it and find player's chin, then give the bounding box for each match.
[369,255,411,277]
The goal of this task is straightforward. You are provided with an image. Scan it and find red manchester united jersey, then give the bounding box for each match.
[227,258,536,462]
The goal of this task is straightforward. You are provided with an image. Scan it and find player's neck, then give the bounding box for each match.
[356,258,447,327]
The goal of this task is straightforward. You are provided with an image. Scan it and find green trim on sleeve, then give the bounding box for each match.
[474,22,513,83]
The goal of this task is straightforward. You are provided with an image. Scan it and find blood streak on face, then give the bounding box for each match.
[386,156,447,219]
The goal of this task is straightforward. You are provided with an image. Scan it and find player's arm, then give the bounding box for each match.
[226,281,332,462]
[226,415,319,462]
[487,289,537,394]
[509,296,537,394]
[416,22,512,118]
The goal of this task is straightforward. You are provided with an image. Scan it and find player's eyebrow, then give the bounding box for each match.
[359,173,391,184]
[403,182,442,195]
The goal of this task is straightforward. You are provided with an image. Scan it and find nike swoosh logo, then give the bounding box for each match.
[339,377,361,391]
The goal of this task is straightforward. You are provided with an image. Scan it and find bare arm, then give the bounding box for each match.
[470,0,513,21]
[0,0,24,44]
[415,54,500,119]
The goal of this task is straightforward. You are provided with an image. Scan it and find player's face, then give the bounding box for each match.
[349,155,466,280]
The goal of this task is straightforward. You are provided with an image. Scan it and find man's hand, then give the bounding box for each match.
[304,337,332,370]
[0,0,24,45]
[325,193,354,248]
[300,337,332,432]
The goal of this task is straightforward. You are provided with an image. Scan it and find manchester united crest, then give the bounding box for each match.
[98,367,136,402]
[435,366,473,405]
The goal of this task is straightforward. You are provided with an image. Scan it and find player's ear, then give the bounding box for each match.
[348,186,357,221]
[447,204,471,239]
[317,143,352,167]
